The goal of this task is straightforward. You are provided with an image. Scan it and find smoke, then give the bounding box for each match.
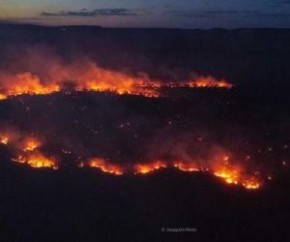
[0,41,287,191]
[0,45,232,100]
[0,119,278,190]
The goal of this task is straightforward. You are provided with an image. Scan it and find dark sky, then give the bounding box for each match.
[1,0,290,28]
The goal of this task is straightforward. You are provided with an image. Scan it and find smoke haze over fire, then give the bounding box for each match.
[0,27,289,194]
[1,25,290,242]
[0,47,232,100]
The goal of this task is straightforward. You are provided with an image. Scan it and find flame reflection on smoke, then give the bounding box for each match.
[0,63,233,100]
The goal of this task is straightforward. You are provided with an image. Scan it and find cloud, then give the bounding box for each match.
[169,9,260,18]
[167,8,290,21]
[41,8,138,17]
[0,17,41,25]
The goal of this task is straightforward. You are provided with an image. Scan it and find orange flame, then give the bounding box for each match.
[242,177,261,190]
[0,135,9,145]
[0,67,233,100]
[134,160,167,174]
[214,169,240,185]
[3,73,60,97]
[210,155,261,189]
[0,128,263,190]
[173,161,200,172]
[187,76,233,89]
[0,93,7,100]
[87,158,124,176]
[0,129,20,145]
[14,152,58,170]
[75,78,161,98]
[22,137,42,152]
[0,129,57,169]
[165,76,233,89]
[213,169,261,189]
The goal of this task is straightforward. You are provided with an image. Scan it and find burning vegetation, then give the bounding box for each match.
[80,157,262,190]
[14,152,58,170]
[0,129,58,170]
[86,158,124,176]
[0,128,268,190]
[0,61,232,100]
[133,160,168,175]
[0,52,287,192]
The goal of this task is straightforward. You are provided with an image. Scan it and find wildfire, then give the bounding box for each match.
[87,158,124,176]
[0,93,7,100]
[242,177,261,190]
[75,78,161,98]
[0,64,233,100]
[0,129,57,170]
[173,161,200,172]
[134,160,167,174]
[165,76,233,89]
[0,135,9,145]
[214,169,240,185]
[2,72,60,98]
[14,152,58,170]
[22,137,41,152]
[211,158,261,189]
[0,128,265,190]
[187,76,233,89]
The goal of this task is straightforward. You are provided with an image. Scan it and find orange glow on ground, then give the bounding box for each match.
[134,160,167,174]
[242,177,261,190]
[173,161,200,172]
[0,128,264,190]
[14,152,58,170]
[4,72,60,98]
[214,169,240,185]
[0,136,9,145]
[187,76,233,89]
[75,79,161,98]
[22,137,42,152]
[0,68,233,100]
[88,158,124,175]
[0,93,7,100]
[213,167,261,189]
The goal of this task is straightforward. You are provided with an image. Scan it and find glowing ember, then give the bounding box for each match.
[187,76,233,89]
[134,160,167,174]
[213,165,261,189]
[166,76,233,89]
[88,158,124,175]
[214,169,240,185]
[22,137,41,152]
[173,161,200,172]
[0,136,9,145]
[14,152,58,170]
[75,78,161,98]
[242,177,261,190]
[0,93,7,100]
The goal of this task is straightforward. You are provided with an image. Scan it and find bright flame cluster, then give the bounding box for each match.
[86,158,124,176]
[0,130,263,190]
[133,160,167,174]
[0,130,58,170]
[22,137,42,152]
[0,68,233,100]
[13,137,58,170]
[81,156,261,190]
[15,152,58,170]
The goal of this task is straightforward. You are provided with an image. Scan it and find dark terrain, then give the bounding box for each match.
[0,24,290,242]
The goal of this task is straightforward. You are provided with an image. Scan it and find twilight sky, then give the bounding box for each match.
[1,0,290,28]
